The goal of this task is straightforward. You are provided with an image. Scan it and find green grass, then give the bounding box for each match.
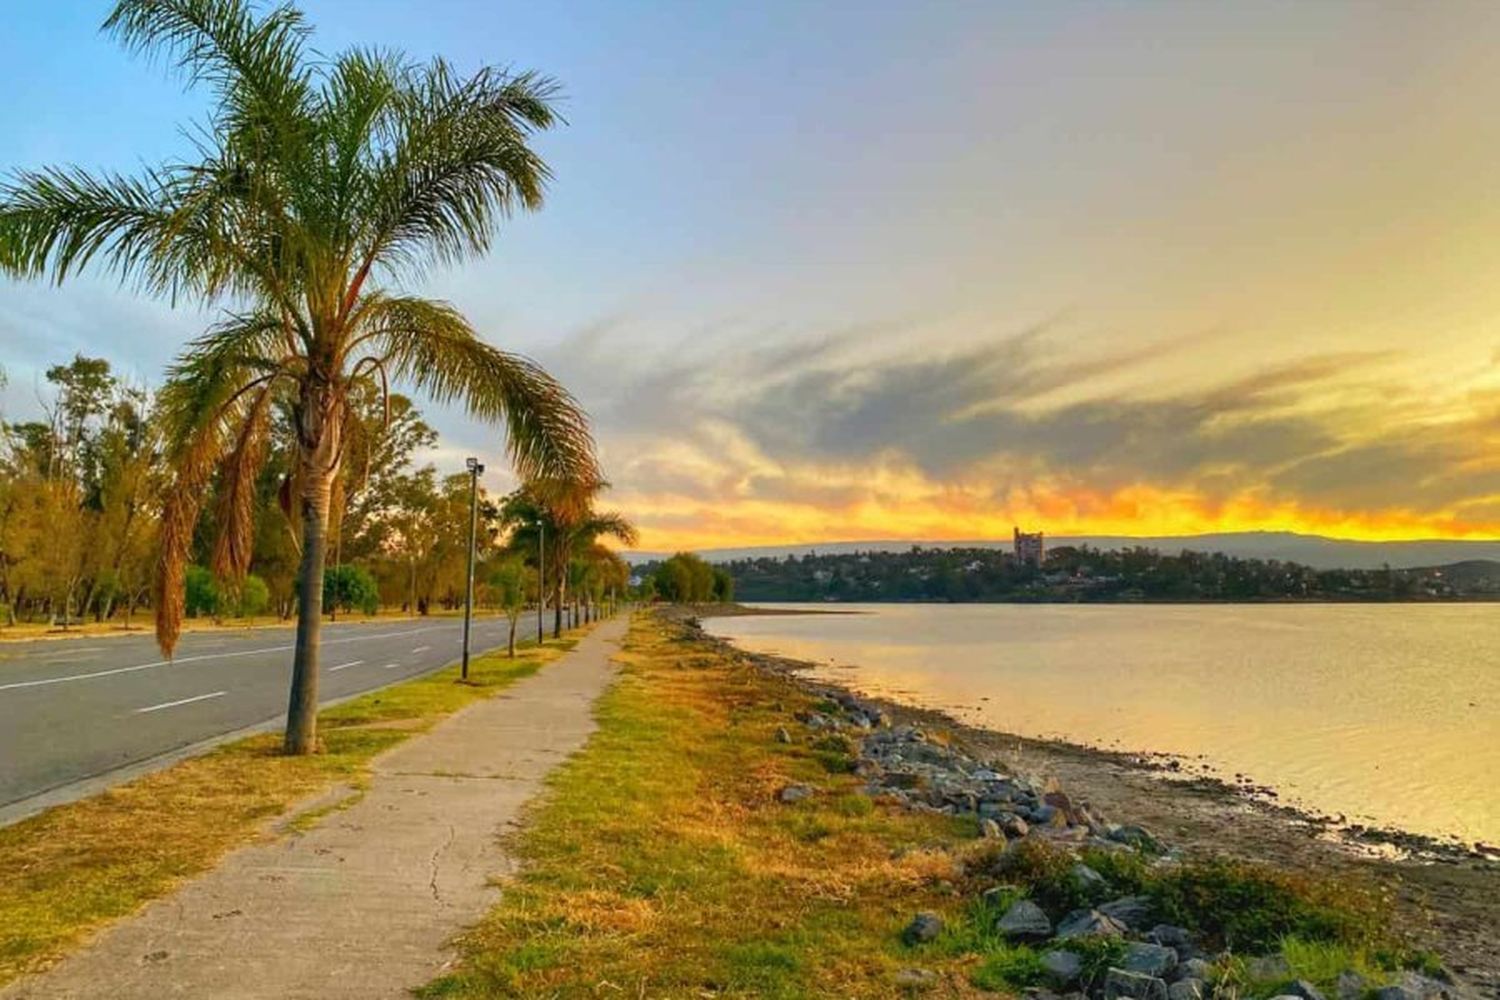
[0,629,576,986]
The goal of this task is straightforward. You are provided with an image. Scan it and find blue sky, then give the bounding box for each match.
[6,2,1500,546]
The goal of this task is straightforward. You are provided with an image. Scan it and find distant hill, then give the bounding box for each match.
[624,531,1500,571]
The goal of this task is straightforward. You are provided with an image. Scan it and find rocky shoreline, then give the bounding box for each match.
[675,609,1499,998]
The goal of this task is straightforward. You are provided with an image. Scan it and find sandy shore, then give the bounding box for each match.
[686,607,1500,996]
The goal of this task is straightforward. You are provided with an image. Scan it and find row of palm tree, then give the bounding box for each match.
[0,0,604,754]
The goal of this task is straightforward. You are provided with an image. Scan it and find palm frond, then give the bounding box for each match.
[361,295,598,486]
[103,0,312,136]
[352,62,561,278]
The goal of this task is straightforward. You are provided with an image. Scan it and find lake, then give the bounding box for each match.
[704,603,1500,847]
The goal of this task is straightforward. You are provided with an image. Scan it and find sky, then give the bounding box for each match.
[5,1,1500,550]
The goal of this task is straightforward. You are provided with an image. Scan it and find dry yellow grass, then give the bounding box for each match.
[0,635,574,986]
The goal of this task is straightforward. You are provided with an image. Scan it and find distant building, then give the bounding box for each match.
[1013,527,1045,566]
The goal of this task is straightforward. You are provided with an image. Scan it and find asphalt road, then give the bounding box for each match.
[0,615,531,819]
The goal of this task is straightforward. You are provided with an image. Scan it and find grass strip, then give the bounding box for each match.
[0,630,575,986]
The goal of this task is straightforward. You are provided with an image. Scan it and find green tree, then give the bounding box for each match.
[498,482,636,638]
[0,0,598,753]
[323,564,379,616]
[489,557,532,657]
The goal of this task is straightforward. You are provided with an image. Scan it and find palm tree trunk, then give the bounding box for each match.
[507,615,517,658]
[285,384,340,756]
[553,583,563,638]
[285,462,332,754]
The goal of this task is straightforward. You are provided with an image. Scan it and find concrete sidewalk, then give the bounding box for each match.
[2,618,626,1000]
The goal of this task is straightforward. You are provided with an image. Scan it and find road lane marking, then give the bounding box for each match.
[329,660,364,672]
[411,646,430,654]
[0,625,447,693]
[382,662,401,669]
[136,691,226,714]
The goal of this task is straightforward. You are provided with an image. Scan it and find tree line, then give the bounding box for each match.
[720,544,1470,603]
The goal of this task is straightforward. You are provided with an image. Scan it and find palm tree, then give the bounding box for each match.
[0,0,598,754]
[499,482,636,638]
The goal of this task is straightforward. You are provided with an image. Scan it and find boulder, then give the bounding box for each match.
[1003,814,1031,838]
[1167,980,1205,1000]
[1335,971,1368,1000]
[1071,862,1108,893]
[979,818,1003,840]
[997,899,1053,940]
[777,784,814,804]
[1055,908,1127,940]
[774,726,792,744]
[1103,968,1169,1000]
[1119,942,1178,978]
[1107,824,1161,852]
[1039,950,1083,988]
[902,911,944,945]
[1098,895,1154,929]
[1173,959,1213,984]
[1147,924,1192,949]
[1282,980,1327,1000]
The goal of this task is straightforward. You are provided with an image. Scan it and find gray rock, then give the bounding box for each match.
[1103,968,1170,1000]
[1335,971,1367,1000]
[902,911,944,945]
[1166,980,1205,1000]
[1055,908,1127,940]
[774,726,792,744]
[1040,950,1084,987]
[1071,862,1108,893]
[979,818,1003,840]
[997,899,1053,940]
[1120,942,1178,978]
[894,967,939,989]
[1107,824,1161,852]
[1147,924,1192,949]
[777,784,814,803]
[1385,972,1458,999]
[1282,980,1327,1000]
[1247,955,1293,981]
[1030,803,1060,826]
[1098,895,1154,929]
[1173,959,1213,984]
[1003,814,1031,838]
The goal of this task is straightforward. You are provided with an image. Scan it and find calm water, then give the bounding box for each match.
[706,603,1500,846]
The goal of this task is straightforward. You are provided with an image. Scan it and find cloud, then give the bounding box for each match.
[532,319,1500,548]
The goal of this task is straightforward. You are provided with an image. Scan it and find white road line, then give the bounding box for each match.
[329,660,364,672]
[135,691,226,714]
[0,625,446,693]
[411,646,430,654]
[382,662,401,670]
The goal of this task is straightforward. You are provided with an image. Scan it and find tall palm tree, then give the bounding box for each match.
[499,481,636,638]
[0,0,598,753]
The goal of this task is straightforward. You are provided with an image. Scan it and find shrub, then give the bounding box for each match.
[971,944,1045,991]
[323,564,380,616]
[184,565,220,618]
[236,574,271,617]
[1150,857,1387,953]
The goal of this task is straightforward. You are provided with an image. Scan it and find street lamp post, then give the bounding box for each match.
[461,457,484,681]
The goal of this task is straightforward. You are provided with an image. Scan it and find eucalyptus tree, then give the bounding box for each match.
[0,0,597,753]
